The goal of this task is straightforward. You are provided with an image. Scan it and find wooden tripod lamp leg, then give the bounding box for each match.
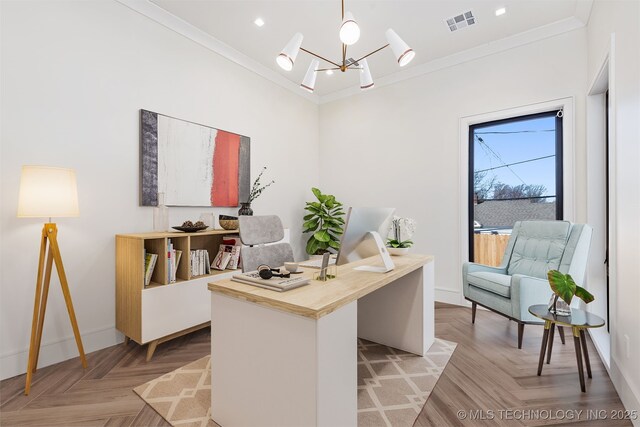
[24,223,88,396]
[33,248,54,371]
[47,224,88,369]
[25,228,48,395]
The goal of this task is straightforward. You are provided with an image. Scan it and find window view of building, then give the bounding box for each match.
[469,112,563,265]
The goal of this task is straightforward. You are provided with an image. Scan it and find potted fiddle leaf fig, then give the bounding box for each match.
[547,270,594,315]
[302,188,345,255]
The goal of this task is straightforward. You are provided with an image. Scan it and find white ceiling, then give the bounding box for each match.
[149,0,590,96]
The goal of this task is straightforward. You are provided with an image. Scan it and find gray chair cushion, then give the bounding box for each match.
[239,215,285,245]
[507,221,571,279]
[467,271,512,298]
[241,243,294,273]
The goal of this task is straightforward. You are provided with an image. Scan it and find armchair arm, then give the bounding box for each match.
[462,262,507,297]
[511,274,552,322]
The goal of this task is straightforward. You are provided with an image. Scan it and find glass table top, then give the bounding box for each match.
[528,304,605,328]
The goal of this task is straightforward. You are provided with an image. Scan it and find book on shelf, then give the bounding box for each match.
[190,249,211,277]
[231,271,309,292]
[222,236,242,269]
[217,244,241,270]
[144,253,158,287]
[211,250,232,271]
[168,239,175,283]
[175,250,182,274]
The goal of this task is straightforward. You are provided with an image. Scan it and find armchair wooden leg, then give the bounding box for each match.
[517,322,525,349]
[558,326,566,344]
[471,302,477,324]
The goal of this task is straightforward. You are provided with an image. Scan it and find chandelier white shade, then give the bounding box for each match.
[276,32,303,71]
[359,59,374,90]
[301,59,320,92]
[339,11,360,45]
[17,166,79,218]
[276,0,414,92]
[385,28,415,67]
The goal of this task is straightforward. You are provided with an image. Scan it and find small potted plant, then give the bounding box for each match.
[239,166,275,216]
[302,188,345,255]
[386,216,416,256]
[547,270,594,315]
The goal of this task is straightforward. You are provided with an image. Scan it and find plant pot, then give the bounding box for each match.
[238,202,253,216]
[387,247,409,256]
[548,294,571,316]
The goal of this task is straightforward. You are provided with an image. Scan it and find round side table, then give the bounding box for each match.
[528,304,605,393]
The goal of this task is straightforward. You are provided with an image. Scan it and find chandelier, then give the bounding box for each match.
[276,0,416,93]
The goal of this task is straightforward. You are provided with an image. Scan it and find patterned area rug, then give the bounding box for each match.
[134,338,456,427]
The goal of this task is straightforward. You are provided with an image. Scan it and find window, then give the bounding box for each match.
[469,111,563,264]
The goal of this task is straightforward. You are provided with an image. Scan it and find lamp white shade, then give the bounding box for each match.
[300,59,319,93]
[339,11,360,45]
[360,59,374,90]
[276,32,304,71]
[385,28,415,67]
[17,166,79,218]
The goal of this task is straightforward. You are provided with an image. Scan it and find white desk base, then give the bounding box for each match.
[210,262,434,427]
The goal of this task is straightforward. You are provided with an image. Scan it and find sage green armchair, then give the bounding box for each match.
[463,221,592,348]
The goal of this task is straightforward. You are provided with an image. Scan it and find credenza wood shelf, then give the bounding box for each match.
[116,229,239,360]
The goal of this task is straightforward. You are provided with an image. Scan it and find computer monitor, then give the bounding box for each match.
[336,207,396,273]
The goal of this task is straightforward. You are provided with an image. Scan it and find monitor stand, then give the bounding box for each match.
[354,231,395,273]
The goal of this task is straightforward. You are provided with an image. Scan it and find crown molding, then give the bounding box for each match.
[574,0,594,25]
[319,16,587,104]
[114,0,320,104]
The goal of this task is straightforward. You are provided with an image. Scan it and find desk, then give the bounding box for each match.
[208,254,434,427]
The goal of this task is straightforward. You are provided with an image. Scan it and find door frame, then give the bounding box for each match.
[585,34,616,370]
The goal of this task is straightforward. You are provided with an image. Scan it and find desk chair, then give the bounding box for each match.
[463,220,592,348]
[239,215,294,272]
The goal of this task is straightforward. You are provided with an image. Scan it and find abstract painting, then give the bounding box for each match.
[140,110,250,207]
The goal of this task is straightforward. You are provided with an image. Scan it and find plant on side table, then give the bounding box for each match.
[386,216,416,256]
[302,188,345,255]
[547,270,594,315]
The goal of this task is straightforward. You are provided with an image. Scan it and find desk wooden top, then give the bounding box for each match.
[208,254,433,319]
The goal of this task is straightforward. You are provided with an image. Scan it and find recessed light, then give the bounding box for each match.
[326,70,334,76]
[254,18,265,27]
[495,7,506,16]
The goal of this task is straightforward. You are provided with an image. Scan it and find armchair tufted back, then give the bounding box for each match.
[505,221,572,279]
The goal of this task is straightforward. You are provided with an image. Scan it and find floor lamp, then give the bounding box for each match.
[17,165,87,395]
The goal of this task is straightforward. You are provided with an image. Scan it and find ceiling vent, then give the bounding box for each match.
[445,11,476,32]
[345,58,360,67]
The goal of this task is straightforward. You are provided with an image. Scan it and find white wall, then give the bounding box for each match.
[586,0,640,421]
[319,29,588,304]
[0,0,319,379]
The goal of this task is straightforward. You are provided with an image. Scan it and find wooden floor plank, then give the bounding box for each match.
[0,305,630,427]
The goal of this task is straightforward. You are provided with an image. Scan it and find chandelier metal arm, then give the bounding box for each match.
[317,67,341,72]
[349,44,390,67]
[299,47,342,68]
[342,44,347,68]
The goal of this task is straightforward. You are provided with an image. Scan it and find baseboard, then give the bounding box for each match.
[435,287,463,306]
[610,358,640,427]
[0,326,122,381]
[588,328,611,372]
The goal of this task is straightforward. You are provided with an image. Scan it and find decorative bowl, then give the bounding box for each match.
[172,225,208,233]
[219,219,239,230]
[387,247,409,256]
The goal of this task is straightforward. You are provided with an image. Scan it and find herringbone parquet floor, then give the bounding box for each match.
[0,303,630,426]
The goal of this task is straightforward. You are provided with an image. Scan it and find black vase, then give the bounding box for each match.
[238,202,253,216]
